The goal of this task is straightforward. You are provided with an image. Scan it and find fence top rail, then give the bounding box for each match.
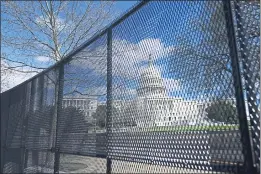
[1,0,148,94]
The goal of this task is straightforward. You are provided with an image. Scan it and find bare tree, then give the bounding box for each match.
[1,1,117,91]
[168,1,259,100]
[1,1,120,168]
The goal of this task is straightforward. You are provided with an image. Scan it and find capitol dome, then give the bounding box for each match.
[137,55,166,97]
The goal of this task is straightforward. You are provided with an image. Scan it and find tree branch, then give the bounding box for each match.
[2,57,47,70]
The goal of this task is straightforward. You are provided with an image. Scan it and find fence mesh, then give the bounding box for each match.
[24,69,59,173]
[0,1,259,174]
[233,0,260,172]
[2,84,27,173]
[108,1,244,173]
[57,33,107,157]
[55,33,108,173]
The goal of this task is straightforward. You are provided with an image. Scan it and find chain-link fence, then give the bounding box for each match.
[1,1,259,174]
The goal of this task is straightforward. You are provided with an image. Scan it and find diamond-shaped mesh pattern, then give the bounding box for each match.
[108,1,244,173]
[2,70,58,173]
[5,84,27,148]
[0,1,259,174]
[233,0,260,172]
[23,70,58,173]
[56,33,107,160]
[2,85,27,174]
[25,70,58,151]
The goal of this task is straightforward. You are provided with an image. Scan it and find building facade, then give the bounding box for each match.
[133,56,202,127]
[62,95,98,122]
[62,56,238,127]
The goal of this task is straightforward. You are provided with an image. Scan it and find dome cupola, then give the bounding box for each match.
[137,54,166,97]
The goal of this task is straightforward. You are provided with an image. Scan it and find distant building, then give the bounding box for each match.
[62,95,98,122]
[111,55,238,128]
[133,56,201,127]
[62,56,238,127]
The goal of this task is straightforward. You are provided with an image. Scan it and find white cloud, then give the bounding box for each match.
[36,56,51,62]
[36,43,51,51]
[73,38,176,79]
[112,86,137,100]
[112,38,176,78]
[1,70,38,92]
[1,60,40,92]
[1,37,179,96]
[36,16,65,32]
[83,86,107,96]
[163,78,180,94]
[64,38,179,97]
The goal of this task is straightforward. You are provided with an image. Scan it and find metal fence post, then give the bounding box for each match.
[1,92,11,174]
[222,1,255,173]
[24,81,36,170]
[20,86,28,173]
[106,28,112,174]
[23,117,29,170]
[232,1,259,172]
[32,77,44,167]
[54,65,64,174]
[53,148,60,174]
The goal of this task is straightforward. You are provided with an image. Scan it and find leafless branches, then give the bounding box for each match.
[168,1,259,99]
[1,1,116,91]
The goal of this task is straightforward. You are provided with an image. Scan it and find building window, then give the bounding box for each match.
[169,117,171,121]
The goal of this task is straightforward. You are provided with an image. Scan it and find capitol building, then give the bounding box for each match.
[62,55,236,127]
[112,56,206,127]
[62,95,98,122]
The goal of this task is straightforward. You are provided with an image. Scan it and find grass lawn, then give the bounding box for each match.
[146,124,239,132]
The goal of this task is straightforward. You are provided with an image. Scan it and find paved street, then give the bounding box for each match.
[59,130,243,164]
[59,154,226,173]
[20,130,243,173]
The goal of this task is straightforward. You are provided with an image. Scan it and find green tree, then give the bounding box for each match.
[205,101,238,124]
[59,106,89,133]
[92,104,136,129]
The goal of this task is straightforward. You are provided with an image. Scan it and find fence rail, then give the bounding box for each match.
[1,1,260,174]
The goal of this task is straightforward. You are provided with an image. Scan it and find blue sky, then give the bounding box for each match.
[114,1,138,13]
[62,1,238,102]
[2,1,137,63]
[3,1,257,105]
[1,1,139,92]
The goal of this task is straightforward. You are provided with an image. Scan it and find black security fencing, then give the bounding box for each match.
[1,1,260,174]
